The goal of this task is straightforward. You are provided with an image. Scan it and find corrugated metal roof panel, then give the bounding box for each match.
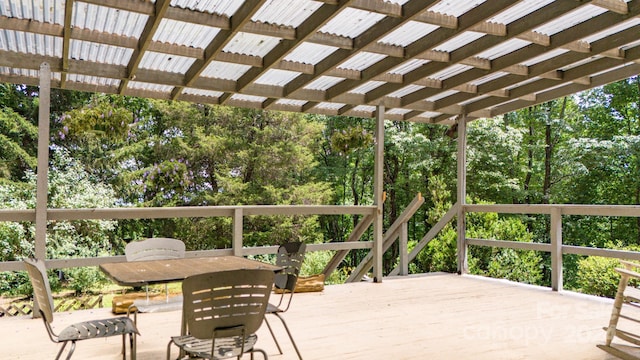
[139,52,195,74]
[128,81,174,93]
[434,31,485,52]
[582,17,640,43]
[389,59,430,75]
[0,0,65,24]
[283,42,339,65]
[320,8,385,38]
[253,69,301,86]
[182,88,224,98]
[231,94,267,102]
[172,0,243,16]
[201,61,251,80]
[388,84,425,98]
[252,0,321,27]
[417,111,442,118]
[0,67,42,78]
[73,2,147,37]
[352,105,376,113]
[475,38,531,60]
[1,31,61,56]
[429,0,486,17]
[275,99,308,106]
[378,21,439,47]
[386,108,411,115]
[489,0,554,24]
[153,19,220,48]
[223,32,281,57]
[338,52,386,71]
[430,64,472,81]
[470,72,509,86]
[350,81,385,94]
[426,90,458,102]
[315,102,345,110]
[521,48,568,66]
[67,74,120,87]
[534,4,607,36]
[69,40,132,66]
[303,76,344,91]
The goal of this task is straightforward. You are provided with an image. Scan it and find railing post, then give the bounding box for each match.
[373,104,385,283]
[232,208,243,256]
[456,116,468,274]
[35,62,50,262]
[399,221,408,275]
[551,207,563,291]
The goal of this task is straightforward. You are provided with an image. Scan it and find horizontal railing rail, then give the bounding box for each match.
[0,205,377,272]
[464,203,640,290]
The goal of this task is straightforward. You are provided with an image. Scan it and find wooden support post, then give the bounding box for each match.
[35,63,50,262]
[33,62,51,319]
[373,104,385,283]
[399,221,408,276]
[551,206,563,291]
[457,116,468,274]
[232,208,243,256]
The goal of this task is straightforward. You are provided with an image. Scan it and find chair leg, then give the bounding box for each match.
[64,341,76,360]
[274,313,303,360]
[122,333,126,360]
[55,341,69,360]
[251,349,268,359]
[607,274,629,346]
[131,332,137,360]
[264,316,283,355]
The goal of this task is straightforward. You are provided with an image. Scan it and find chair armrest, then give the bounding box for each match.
[615,267,640,280]
[620,260,640,271]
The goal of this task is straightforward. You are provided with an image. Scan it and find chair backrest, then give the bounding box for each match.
[182,269,274,340]
[125,237,185,261]
[274,242,306,292]
[23,258,55,323]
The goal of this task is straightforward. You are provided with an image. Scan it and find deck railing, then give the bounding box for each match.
[0,205,377,273]
[373,202,640,291]
[4,203,640,292]
[464,204,640,291]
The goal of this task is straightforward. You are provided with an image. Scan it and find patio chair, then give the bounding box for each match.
[166,269,274,360]
[23,258,139,360]
[599,260,640,359]
[125,237,185,313]
[264,242,307,360]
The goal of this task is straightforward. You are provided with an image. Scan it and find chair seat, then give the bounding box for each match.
[58,317,139,341]
[170,333,258,359]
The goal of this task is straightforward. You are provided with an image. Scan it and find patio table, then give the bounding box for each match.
[100,255,281,287]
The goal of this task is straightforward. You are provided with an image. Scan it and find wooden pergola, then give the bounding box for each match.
[1,0,639,122]
[2,0,640,284]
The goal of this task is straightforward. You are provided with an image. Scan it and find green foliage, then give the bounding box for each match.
[300,250,347,284]
[0,149,116,295]
[0,107,38,182]
[466,203,543,285]
[574,255,621,298]
[573,242,640,298]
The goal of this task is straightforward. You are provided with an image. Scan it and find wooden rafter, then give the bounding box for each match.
[118,0,172,94]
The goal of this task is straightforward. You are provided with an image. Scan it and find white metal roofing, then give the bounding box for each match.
[1,0,640,123]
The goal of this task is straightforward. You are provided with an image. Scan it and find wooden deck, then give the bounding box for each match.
[1,273,634,359]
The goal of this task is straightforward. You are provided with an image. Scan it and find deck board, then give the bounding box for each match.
[1,273,633,359]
